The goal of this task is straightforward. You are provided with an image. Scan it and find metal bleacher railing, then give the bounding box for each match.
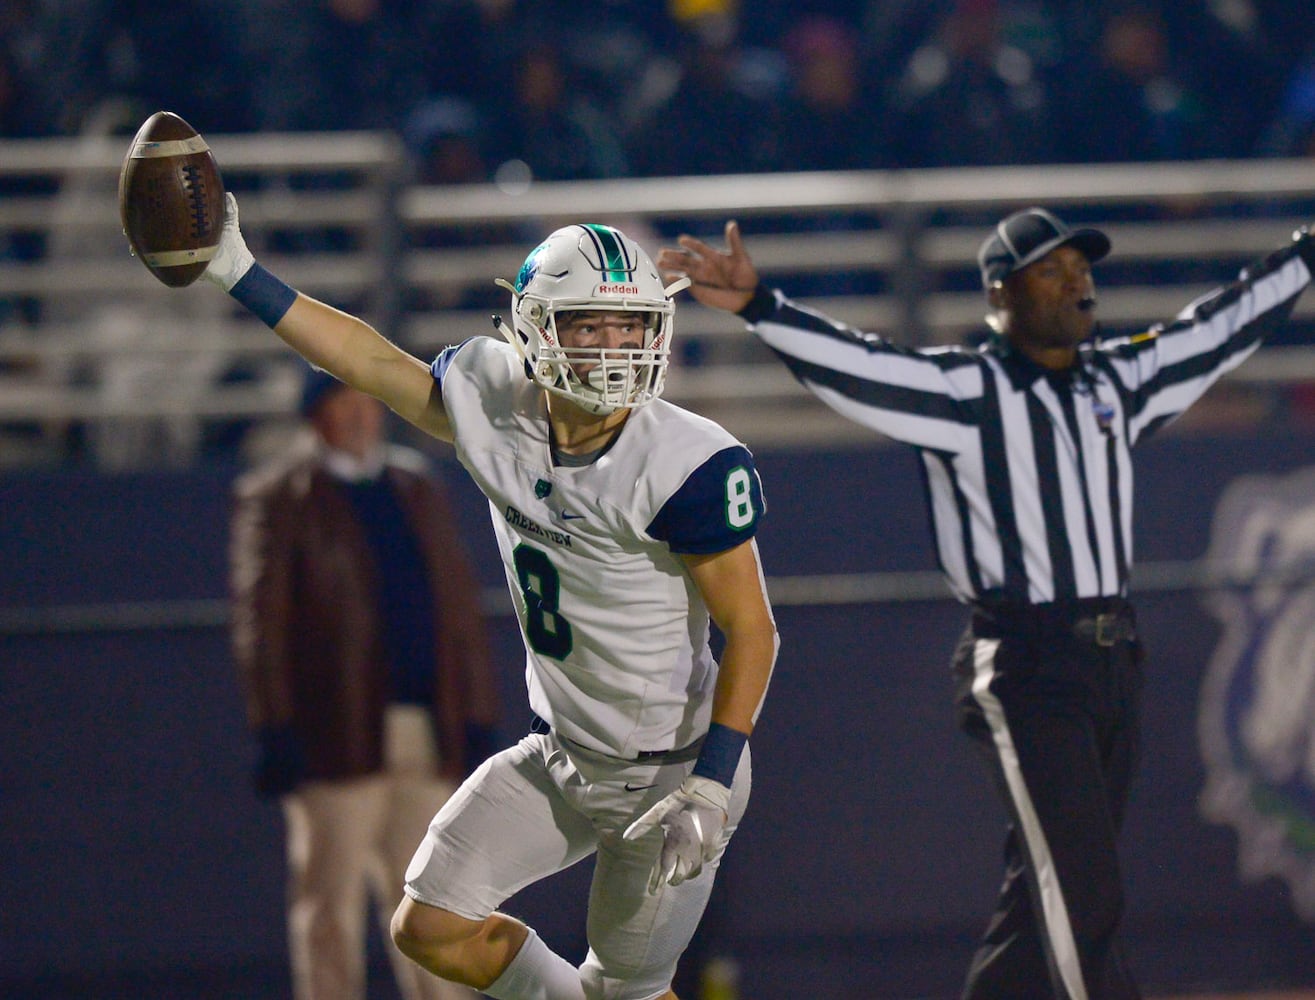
[2,126,1315,468]
[3,128,1315,633]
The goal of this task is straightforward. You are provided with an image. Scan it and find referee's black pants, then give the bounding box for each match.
[952,598,1144,1000]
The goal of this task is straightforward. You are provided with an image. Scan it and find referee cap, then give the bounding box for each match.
[978,207,1110,288]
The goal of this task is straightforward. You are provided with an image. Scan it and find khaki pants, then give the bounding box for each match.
[282,706,477,1000]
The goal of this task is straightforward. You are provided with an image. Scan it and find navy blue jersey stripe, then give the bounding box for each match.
[431,342,465,386]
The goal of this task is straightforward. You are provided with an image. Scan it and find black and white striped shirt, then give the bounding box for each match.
[742,233,1315,606]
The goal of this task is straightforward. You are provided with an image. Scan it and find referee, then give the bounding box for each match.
[659,207,1315,1000]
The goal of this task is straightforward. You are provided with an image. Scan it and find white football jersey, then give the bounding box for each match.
[432,336,765,758]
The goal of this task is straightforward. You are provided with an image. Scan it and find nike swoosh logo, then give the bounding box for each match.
[624,782,657,792]
[561,512,586,521]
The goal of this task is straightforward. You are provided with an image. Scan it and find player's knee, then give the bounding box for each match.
[390,896,475,976]
[389,901,427,963]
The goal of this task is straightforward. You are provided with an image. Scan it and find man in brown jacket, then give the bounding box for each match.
[230,367,500,1000]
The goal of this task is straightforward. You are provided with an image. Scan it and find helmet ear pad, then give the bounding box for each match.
[496,224,679,414]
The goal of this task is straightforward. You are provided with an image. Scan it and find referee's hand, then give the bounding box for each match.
[657,221,759,315]
[623,775,731,893]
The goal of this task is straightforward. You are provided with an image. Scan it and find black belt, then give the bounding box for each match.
[971,597,1136,647]
[530,715,704,764]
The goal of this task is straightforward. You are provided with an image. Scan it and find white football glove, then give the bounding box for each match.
[202,192,255,292]
[622,774,731,893]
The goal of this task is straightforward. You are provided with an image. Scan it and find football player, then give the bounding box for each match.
[200,195,779,1000]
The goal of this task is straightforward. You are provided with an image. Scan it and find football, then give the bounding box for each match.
[118,111,226,288]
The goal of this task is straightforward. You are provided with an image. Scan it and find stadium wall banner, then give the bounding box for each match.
[1198,465,1315,921]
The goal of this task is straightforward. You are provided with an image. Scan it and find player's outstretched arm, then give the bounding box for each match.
[656,220,760,315]
[204,194,452,442]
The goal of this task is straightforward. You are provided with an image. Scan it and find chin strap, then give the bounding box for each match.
[491,313,533,377]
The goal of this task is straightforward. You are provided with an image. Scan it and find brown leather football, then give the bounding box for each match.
[118,111,226,288]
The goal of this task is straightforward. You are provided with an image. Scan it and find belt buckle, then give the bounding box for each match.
[1094,612,1122,646]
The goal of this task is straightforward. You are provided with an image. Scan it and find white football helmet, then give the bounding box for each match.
[494,224,690,414]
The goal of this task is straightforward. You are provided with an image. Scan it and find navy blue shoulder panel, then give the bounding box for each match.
[430,342,467,386]
[647,445,765,554]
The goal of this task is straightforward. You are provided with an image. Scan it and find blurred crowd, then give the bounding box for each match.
[4,0,1315,180]
[4,0,1315,469]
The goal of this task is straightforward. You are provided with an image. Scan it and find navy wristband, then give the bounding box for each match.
[231,263,298,329]
[692,722,748,788]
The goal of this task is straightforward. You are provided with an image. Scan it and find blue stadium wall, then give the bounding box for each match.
[4,428,1315,999]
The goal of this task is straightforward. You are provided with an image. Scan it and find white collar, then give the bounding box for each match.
[321,444,386,482]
